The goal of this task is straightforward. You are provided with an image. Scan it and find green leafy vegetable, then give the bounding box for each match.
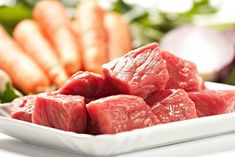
[0,83,21,103]
[0,5,32,34]
[16,0,38,8]
[111,0,132,13]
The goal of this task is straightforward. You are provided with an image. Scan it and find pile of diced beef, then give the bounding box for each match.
[9,43,235,134]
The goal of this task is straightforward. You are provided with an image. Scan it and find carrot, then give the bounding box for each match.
[33,0,81,76]
[13,20,68,87]
[104,12,132,60]
[76,0,107,73]
[0,25,50,94]
[71,20,80,38]
[71,19,84,68]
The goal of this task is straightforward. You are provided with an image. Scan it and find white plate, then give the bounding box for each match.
[0,82,235,156]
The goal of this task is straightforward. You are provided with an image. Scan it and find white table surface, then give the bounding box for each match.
[1,132,235,157]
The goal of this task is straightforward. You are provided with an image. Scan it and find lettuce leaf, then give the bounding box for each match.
[0,83,22,103]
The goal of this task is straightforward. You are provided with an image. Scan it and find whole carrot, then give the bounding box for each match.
[76,0,107,73]
[33,0,81,76]
[0,25,50,94]
[13,20,68,87]
[104,12,132,60]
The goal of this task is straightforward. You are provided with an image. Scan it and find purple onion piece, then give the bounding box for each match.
[160,24,235,81]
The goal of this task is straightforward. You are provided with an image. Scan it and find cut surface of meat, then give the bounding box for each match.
[57,71,118,98]
[9,95,36,122]
[188,90,235,117]
[86,95,161,134]
[161,51,205,91]
[32,94,86,133]
[102,43,169,98]
[150,89,198,123]
[145,89,174,107]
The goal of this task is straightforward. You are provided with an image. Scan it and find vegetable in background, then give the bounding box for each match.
[0,70,21,103]
[76,0,107,73]
[0,70,11,92]
[0,5,32,34]
[222,28,235,44]
[13,20,68,87]
[160,24,234,82]
[221,28,235,85]
[1,0,235,91]
[111,0,218,48]
[0,83,22,103]
[104,12,132,59]
[0,25,50,94]
[33,0,82,76]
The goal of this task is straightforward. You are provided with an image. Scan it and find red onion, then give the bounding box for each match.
[160,24,234,81]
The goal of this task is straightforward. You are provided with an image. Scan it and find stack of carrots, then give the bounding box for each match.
[0,0,132,94]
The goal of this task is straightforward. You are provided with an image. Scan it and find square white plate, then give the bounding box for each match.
[0,82,235,156]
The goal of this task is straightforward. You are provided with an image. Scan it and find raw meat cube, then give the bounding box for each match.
[9,95,36,122]
[102,43,169,98]
[86,95,161,134]
[161,51,205,91]
[188,90,235,117]
[32,94,86,133]
[149,89,198,123]
[57,71,118,98]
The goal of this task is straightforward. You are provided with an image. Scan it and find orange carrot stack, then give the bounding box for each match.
[0,25,50,94]
[0,0,133,94]
[76,0,107,73]
[13,20,68,87]
[33,0,82,76]
[104,12,132,60]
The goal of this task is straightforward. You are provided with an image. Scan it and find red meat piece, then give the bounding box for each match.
[102,43,169,98]
[57,71,118,98]
[9,95,36,122]
[86,95,161,134]
[149,89,198,123]
[161,51,205,91]
[188,90,235,117]
[32,94,86,133]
